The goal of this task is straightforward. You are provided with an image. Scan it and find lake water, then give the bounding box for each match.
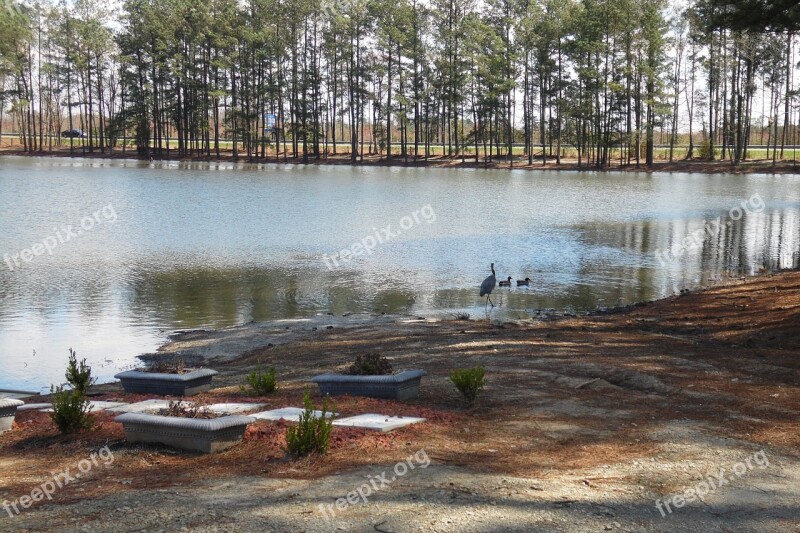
[1,156,798,391]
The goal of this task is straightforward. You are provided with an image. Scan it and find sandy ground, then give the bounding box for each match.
[1,272,800,532]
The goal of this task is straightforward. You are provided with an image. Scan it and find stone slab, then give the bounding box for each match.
[206,403,268,415]
[107,399,189,414]
[41,401,128,413]
[87,401,128,412]
[332,413,426,432]
[0,390,39,400]
[249,407,337,422]
[17,403,52,411]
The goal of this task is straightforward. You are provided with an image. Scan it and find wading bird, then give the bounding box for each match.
[517,277,531,286]
[499,276,513,287]
[480,263,497,309]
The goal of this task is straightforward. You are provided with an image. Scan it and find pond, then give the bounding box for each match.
[1,156,798,391]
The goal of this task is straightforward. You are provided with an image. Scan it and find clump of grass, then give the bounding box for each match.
[450,365,486,405]
[450,312,471,321]
[240,361,277,396]
[50,349,95,433]
[284,389,334,459]
[346,353,394,375]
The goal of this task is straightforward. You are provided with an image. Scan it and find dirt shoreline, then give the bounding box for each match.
[1,271,799,532]
[3,147,800,175]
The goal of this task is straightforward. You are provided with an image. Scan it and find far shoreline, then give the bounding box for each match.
[3,147,799,175]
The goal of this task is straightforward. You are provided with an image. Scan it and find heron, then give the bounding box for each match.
[499,276,513,287]
[480,263,497,310]
[517,277,531,286]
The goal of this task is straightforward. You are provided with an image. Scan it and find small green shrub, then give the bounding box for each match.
[241,362,277,396]
[65,348,95,396]
[285,389,333,458]
[697,140,717,160]
[50,385,92,433]
[450,365,486,405]
[347,353,394,375]
[50,349,95,433]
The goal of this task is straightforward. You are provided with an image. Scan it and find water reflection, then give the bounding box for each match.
[1,157,799,390]
[125,203,800,326]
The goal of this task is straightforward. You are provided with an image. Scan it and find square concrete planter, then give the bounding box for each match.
[0,399,24,434]
[114,369,218,396]
[115,412,254,453]
[312,370,427,401]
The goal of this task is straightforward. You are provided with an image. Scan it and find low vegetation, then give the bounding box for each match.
[347,353,394,376]
[241,361,277,396]
[450,365,486,405]
[50,349,95,433]
[64,348,94,395]
[146,357,187,374]
[159,400,216,419]
[284,389,334,458]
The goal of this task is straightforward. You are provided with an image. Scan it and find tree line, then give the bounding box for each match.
[0,0,797,168]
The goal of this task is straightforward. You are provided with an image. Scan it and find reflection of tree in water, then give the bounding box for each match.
[0,207,796,332]
[127,266,419,328]
[576,206,800,289]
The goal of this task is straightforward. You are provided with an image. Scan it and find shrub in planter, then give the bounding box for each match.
[347,353,393,375]
[115,357,218,396]
[241,361,277,396]
[312,353,426,401]
[147,358,187,374]
[116,410,253,454]
[116,389,250,454]
[450,365,486,405]
[285,389,333,458]
[159,399,216,419]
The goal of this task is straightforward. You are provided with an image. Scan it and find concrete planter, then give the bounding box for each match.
[0,399,24,434]
[114,369,218,396]
[312,370,427,401]
[115,412,254,453]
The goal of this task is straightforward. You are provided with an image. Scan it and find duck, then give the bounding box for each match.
[516,277,531,286]
[498,276,513,287]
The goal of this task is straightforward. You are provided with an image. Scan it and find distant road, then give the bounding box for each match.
[2,134,799,152]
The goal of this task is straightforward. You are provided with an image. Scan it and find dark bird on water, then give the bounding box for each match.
[499,276,513,287]
[480,263,497,309]
[517,277,531,286]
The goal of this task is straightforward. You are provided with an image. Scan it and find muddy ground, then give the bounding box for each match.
[1,272,799,532]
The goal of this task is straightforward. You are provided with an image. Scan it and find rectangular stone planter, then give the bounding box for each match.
[0,399,24,434]
[115,412,254,453]
[114,369,218,396]
[311,370,427,401]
